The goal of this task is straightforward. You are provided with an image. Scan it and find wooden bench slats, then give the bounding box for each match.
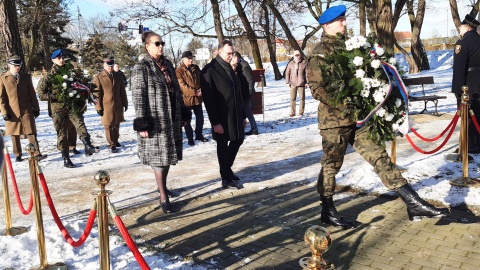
[404,76,445,116]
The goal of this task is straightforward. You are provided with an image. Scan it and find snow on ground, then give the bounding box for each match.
[0,50,478,269]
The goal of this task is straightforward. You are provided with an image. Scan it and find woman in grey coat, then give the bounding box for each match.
[132,31,184,213]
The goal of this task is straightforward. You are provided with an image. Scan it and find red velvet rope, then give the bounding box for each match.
[471,113,480,134]
[38,172,97,247]
[4,152,34,215]
[405,117,458,154]
[409,113,460,142]
[111,213,151,269]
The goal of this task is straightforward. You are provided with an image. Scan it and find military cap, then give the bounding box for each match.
[51,49,66,59]
[103,58,115,66]
[181,51,194,59]
[318,5,346,25]
[7,55,22,66]
[461,14,480,28]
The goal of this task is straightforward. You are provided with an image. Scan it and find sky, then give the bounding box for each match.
[1,49,480,268]
[71,0,473,39]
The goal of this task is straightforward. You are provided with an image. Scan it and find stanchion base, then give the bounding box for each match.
[397,165,408,173]
[445,153,474,163]
[30,262,67,270]
[450,177,480,187]
[0,226,28,236]
[299,257,334,269]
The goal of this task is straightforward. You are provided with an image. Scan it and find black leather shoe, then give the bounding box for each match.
[62,150,75,168]
[15,156,23,162]
[188,140,195,146]
[115,142,122,148]
[195,136,209,142]
[161,199,173,214]
[166,188,179,198]
[245,129,259,135]
[222,179,243,189]
[110,146,117,153]
[320,196,354,229]
[231,173,240,181]
[396,184,450,221]
[70,148,81,155]
[34,154,48,161]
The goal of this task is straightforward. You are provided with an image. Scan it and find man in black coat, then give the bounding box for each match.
[201,40,246,189]
[452,14,480,153]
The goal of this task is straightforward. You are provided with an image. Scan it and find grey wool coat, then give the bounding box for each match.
[132,54,183,167]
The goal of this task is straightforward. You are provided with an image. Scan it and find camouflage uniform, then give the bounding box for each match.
[307,34,407,197]
[37,64,90,152]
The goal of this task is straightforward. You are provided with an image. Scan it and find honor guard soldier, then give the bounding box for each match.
[0,56,46,162]
[452,14,480,153]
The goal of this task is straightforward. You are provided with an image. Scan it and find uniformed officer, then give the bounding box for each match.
[307,5,449,229]
[37,49,98,168]
[0,55,46,162]
[452,14,480,153]
[93,58,128,153]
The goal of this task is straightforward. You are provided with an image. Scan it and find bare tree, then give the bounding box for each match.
[0,0,25,68]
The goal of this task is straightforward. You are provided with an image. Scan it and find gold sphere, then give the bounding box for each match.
[25,143,37,155]
[304,225,331,254]
[94,170,110,186]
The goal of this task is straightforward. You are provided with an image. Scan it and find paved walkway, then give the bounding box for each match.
[119,180,480,270]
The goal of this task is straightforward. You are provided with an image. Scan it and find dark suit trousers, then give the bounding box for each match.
[105,124,120,147]
[216,137,244,179]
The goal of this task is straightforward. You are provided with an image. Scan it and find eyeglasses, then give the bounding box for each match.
[294,54,300,56]
[150,41,165,47]
[224,52,234,56]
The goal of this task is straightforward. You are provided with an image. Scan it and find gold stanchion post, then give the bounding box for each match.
[299,225,334,269]
[1,145,28,236]
[26,144,66,270]
[449,86,480,187]
[391,137,407,173]
[95,170,111,270]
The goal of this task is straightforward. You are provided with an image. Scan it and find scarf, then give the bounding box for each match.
[153,55,173,93]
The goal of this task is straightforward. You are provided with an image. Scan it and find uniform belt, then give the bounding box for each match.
[468,66,480,72]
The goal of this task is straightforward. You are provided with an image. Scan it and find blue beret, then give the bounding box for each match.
[51,49,66,59]
[318,5,346,25]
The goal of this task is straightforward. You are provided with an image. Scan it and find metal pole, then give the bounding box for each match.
[1,149,13,234]
[391,138,396,165]
[95,170,111,270]
[461,87,469,178]
[261,74,265,124]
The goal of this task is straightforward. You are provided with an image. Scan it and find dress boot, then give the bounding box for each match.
[396,184,450,221]
[81,137,97,156]
[62,150,75,168]
[320,196,354,229]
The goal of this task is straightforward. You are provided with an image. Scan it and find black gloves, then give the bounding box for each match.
[124,107,128,112]
[97,110,103,116]
[33,111,40,118]
[3,114,10,121]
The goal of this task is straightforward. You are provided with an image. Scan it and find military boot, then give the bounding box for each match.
[62,150,75,168]
[320,196,354,229]
[396,184,450,221]
[81,137,97,156]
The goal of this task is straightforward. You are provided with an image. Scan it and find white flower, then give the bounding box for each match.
[363,42,371,49]
[392,123,399,131]
[361,89,370,98]
[395,98,402,108]
[353,56,363,66]
[346,45,354,51]
[371,59,381,69]
[63,75,68,79]
[371,79,381,88]
[389,57,397,65]
[76,94,80,98]
[385,113,394,121]
[72,90,77,94]
[69,78,73,81]
[69,92,74,97]
[355,69,365,78]
[376,46,385,56]
[376,107,386,117]
[62,82,67,89]
[373,88,386,103]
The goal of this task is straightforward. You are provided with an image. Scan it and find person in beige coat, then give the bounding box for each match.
[0,55,46,162]
[285,50,309,117]
[94,59,128,153]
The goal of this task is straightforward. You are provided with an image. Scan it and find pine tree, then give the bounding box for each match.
[112,34,136,68]
[81,33,109,73]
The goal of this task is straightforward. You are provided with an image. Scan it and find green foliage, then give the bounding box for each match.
[81,33,109,73]
[112,34,137,68]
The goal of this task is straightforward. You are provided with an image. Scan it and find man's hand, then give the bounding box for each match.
[213,123,224,134]
[97,110,103,116]
[124,107,128,112]
[2,114,10,121]
[33,111,40,118]
[139,131,149,138]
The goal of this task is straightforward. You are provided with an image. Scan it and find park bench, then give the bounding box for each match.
[404,76,446,116]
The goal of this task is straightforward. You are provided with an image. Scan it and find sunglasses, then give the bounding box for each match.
[294,54,300,56]
[150,41,165,47]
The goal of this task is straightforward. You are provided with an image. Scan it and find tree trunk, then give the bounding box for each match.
[366,1,378,37]
[260,2,282,80]
[376,0,394,54]
[265,0,302,55]
[210,0,224,45]
[408,0,429,71]
[0,0,24,69]
[40,23,52,70]
[232,0,263,69]
[359,0,366,36]
[450,0,462,34]
[395,40,418,74]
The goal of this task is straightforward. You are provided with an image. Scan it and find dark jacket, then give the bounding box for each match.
[236,59,255,102]
[307,34,355,129]
[201,55,245,141]
[452,30,480,97]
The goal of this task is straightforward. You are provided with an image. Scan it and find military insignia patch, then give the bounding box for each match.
[455,45,462,54]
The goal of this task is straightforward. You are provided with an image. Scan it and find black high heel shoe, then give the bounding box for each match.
[161,199,172,214]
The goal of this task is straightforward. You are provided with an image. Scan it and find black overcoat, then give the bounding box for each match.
[201,56,245,141]
[452,30,480,98]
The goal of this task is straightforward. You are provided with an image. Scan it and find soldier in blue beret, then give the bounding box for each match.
[307,5,450,229]
[452,14,480,154]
